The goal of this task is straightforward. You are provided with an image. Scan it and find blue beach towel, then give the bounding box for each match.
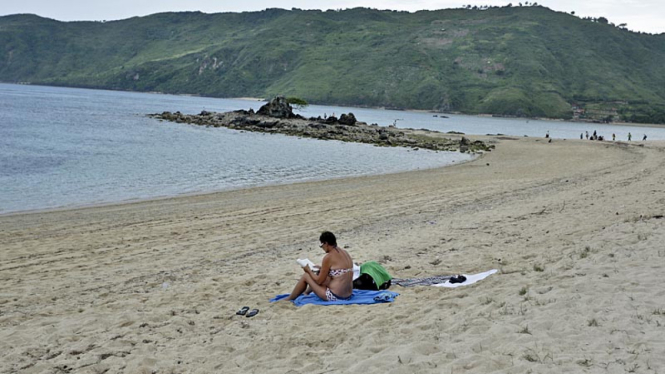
[270,290,399,307]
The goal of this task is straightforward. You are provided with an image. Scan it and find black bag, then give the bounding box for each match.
[449,275,467,284]
[353,273,392,290]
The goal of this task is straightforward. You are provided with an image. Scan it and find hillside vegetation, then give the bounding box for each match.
[1,6,665,122]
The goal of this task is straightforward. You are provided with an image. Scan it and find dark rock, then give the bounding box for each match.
[257,96,295,118]
[256,121,279,128]
[242,118,261,126]
[338,113,357,126]
[460,137,471,146]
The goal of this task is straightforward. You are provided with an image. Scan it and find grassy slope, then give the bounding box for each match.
[1,7,664,120]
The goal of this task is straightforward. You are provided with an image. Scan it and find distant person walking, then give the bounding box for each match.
[585,131,589,140]
[643,134,647,141]
[628,132,632,141]
[612,133,616,141]
[580,133,583,140]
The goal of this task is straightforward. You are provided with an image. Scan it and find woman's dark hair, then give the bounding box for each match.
[319,231,337,246]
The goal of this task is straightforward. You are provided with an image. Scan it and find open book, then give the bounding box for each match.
[296,258,318,271]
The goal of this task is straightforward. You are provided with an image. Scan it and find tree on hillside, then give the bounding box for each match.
[597,17,609,24]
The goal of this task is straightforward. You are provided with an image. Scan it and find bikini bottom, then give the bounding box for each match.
[325,287,352,301]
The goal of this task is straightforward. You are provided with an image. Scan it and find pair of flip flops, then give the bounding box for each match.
[236,306,259,317]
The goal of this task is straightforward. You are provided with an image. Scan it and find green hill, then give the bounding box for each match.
[2,6,665,123]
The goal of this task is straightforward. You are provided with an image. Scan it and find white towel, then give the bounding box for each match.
[432,269,498,288]
[352,264,361,280]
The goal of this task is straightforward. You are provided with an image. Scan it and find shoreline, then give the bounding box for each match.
[0,150,479,218]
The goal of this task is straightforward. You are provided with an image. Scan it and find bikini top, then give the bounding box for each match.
[328,268,353,277]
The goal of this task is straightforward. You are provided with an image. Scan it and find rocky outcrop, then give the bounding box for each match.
[256,96,298,119]
[150,107,492,153]
[338,113,357,126]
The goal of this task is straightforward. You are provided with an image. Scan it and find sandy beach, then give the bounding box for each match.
[2,135,664,373]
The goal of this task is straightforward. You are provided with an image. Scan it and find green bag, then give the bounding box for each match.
[355,261,392,290]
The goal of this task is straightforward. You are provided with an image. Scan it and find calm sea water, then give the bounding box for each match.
[300,105,665,142]
[3,84,664,214]
[0,84,473,214]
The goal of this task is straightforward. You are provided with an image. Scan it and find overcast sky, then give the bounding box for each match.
[1,0,663,34]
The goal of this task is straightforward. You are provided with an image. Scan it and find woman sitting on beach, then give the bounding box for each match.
[287,231,354,301]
